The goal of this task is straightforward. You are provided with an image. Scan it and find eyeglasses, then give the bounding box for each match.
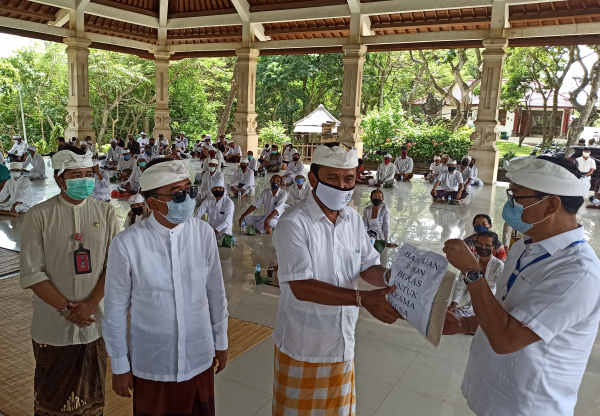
[506,189,541,208]
[153,186,198,203]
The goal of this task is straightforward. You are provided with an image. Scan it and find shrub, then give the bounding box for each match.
[258,120,291,147]
[361,107,473,163]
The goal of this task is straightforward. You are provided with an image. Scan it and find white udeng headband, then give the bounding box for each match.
[51,150,94,175]
[139,159,190,192]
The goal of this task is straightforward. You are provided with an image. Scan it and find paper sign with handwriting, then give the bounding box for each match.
[386,244,450,342]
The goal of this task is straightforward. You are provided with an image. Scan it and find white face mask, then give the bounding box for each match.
[314,180,354,211]
[209,166,217,173]
[583,152,591,158]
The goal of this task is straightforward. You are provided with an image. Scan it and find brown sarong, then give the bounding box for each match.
[133,367,215,416]
[32,339,106,416]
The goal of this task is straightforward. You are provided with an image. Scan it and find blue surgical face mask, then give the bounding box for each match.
[473,224,489,233]
[165,194,196,225]
[139,161,147,168]
[124,155,131,161]
[501,197,548,235]
[295,178,305,185]
[65,177,95,201]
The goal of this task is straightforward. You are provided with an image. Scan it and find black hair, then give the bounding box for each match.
[473,213,492,227]
[57,137,65,143]
[535,155,584,214]
[475,230,500,247]
[310,163,320,177]
[358,158,364,164]
[401,146,408,151]
[370,188,383,198]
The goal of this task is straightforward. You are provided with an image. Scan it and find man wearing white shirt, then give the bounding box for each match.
[104,158,228,416]
[247,151,257,173]
[370,154,395,187]
[198,159,224,202]
[224,141,242,163]
[576,151,596,194]
[23,145,47,180]
[443,155,600,416]
[239,175,287,235]
[394,146,414,181]
[229,160,255,198]
[195,175,234,243]
[106,139,121,168]
[431,159,465,203]
[272,145,400,415]
[136,132,148,148]
[282,149,304,186]
[286,175,311,206]
[427,155,442,183]
[8,135,27,162]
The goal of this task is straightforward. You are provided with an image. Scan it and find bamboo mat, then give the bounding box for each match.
[0,277,273,416]
[0,248,19,277]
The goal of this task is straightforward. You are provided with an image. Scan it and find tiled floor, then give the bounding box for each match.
[1,158,599,415]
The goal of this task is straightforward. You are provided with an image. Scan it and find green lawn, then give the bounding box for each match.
[496,140,534,158]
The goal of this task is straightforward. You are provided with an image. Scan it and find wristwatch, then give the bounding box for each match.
[463,270,484,285]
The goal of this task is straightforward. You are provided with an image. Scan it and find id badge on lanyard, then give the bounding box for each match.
[72,209,93,276]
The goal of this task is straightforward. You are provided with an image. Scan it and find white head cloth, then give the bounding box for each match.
[52,149,94,175]
[140,159,189,192]
[140,131,146,135]
[208,158,219,166]
[240,159,248,165]
[9,162,24,170]
[433,155,441,160]
[211,172,225,189]
[292,149,299,155]
[128,193,145,205]
[384,153,393,159]
[111,138,117,144]
[208,146,217,152]
[312,145,358,169]
[505,156,589,197]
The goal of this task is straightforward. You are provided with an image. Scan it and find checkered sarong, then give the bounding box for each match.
[272,346,356,416]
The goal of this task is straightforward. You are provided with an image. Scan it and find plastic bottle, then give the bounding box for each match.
[255,264,263,284]
[241,218,247,233]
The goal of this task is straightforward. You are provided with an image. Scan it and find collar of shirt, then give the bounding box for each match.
[305,191,350,224]
[58,194,88,209]
[526,225,585,256]
[147,212,186,236]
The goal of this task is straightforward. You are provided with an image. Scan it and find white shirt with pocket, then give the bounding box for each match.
[231,167,255,194]
[576,156,596,174]
[394,156,413,174]
[273,193,381,363]
[461,226,600,416]
[438,170,464,192]
[103,214,229,382]
[287,183,311,206]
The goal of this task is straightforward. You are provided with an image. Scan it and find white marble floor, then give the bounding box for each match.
[1,158,599,416]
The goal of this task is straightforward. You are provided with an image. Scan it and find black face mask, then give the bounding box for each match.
[475,246,492,257]
[132,207,144,216]
[448,167,457,173]
[212,189,225,198]
[371,198,383,206]
[271,183,280,191]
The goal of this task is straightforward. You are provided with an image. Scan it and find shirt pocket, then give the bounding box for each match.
[338,246,362,283]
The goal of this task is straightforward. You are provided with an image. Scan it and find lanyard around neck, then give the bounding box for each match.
[502,240,585,301]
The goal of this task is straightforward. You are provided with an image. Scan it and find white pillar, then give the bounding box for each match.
[64,37,95,142]
[339,44,367,154]
[233,47,259,155]
[470,38,508,184]
[153,50,171,140]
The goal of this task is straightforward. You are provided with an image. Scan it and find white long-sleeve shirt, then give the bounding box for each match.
[103,214,229,382]
[287,183,312,206]
[8,141,27,157]
[199,171,224,201]
[252,188,288,218]
[362,203,390,241]
[284,160,304,177]
[377,162,396,183]
[226,144,241,157]
[24,153,46,179]
[196,196,234,237]
[0,175,32,212]
[91,169,111,202]
[394,156,413,174]
[231,167,255,193]
[106,146,121,162]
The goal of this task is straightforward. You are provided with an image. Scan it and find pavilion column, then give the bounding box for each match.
[233,47,259,155]
[153,51,171,140]
[64,37,95,142]
[470,38,508,184]
[339,44,367,154]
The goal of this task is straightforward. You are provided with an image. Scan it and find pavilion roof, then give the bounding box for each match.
[294,104,340,134]
[0,1,599,60]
